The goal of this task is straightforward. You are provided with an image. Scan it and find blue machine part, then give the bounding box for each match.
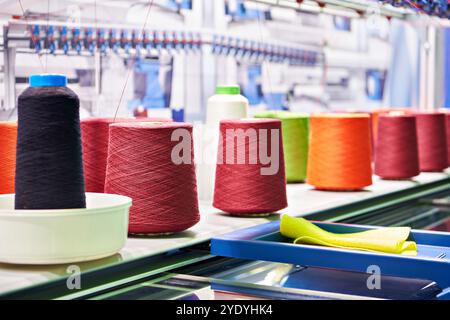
[31,25,41,53]
[46,26,56,54]
[163,0,192,11]
[366,69,386,101]
[154,31,164,52]
[164,0,178,10]
[333,16,351,31]
[164,31,174,51]
[144,31,154,51]
[72,27,82,54]
[131,59,166,110]
[174,31,183,50]
[211,220,450,300]
[132,29,142,54]
[180,0,192,10]
[264,93,288,110]
[97,29,107,54]
[445,28,450,108]
[110,29,120,53]
[85,27,96,54]
[243,64,263,106]
[171,108,185,122]
[225,0,246,17]
[225,0,270,20]
[121,30,132,54]
[211,35,219,54]
[59,26,69,54]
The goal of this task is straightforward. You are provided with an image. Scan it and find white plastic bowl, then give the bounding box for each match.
[0,193,131,265]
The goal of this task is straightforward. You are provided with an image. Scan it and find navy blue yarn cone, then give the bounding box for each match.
[15,74,86,209]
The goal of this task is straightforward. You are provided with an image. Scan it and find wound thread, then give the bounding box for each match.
[307,113,373,191]
[213,119,287,215]
[415,112,448,172]
[444,113,450,166]
[254,111,309,183]
[105,122,200,234]
[81,117,172,193]
[15,76,86,209]
[374,114,420,180]
[0,122,17,194]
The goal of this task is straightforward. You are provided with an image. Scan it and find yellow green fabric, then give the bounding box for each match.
[280,215,417,256]
[255,111,309,183]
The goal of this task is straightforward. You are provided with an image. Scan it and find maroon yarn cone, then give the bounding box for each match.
[415,112,448,172]
[213,119,287,215]
[81,117,172,193]
[445,113,450,166]
[374,115,420,179]
[105,122,199,234]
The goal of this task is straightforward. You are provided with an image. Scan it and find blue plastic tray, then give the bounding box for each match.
[211,220,450,299]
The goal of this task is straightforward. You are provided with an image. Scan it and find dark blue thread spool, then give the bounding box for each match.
[15,74,86,209]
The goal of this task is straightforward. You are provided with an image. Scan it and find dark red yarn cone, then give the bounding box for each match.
[374,114,420,179]
[105,122,199,234]
[444,113,450,166]
[213,119,287,215]
[81,117,172,193]
[415,112,448,172]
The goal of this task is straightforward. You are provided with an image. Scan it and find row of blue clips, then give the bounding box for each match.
[28,25,320,66]
[211,35,320,66]
[30,25,202,55]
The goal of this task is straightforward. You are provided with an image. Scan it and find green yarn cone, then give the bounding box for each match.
[255,111,310,183]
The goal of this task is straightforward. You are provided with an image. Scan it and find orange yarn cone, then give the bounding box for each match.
[307,114,373,191]
[0,121,17,194]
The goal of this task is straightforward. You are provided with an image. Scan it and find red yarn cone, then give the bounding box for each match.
[213,119,287,216]
[415,112,448,172]
[374,114,420,179]
[81,117,172,193]
[105,122,199,234]
[444,113,450,166]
